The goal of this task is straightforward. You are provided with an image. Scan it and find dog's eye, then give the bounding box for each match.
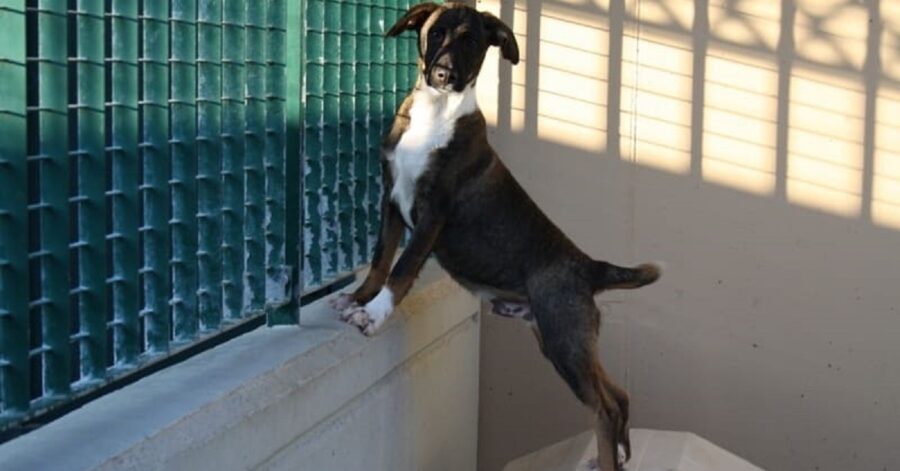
[428,29,444,41]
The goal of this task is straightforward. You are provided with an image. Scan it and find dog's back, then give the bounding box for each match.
[401,104,659,305]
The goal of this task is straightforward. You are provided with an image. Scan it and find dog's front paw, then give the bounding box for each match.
[329,293,357,313]
[342,288,394,336]
[342,304,390,336]
[338,302,361,322]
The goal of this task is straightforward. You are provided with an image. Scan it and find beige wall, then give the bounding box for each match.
[474,1,900,470]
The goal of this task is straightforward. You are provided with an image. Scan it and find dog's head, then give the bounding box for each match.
[386,2,519,92]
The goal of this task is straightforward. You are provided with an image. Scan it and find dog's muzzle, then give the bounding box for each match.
[429,64,456,88]
[426,50,457,89]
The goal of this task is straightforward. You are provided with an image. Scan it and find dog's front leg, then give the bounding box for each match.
[332,165,404,313]
[337,205,404,309]
[345,210,445,335]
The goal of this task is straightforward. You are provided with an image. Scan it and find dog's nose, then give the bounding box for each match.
[430,64,455,88]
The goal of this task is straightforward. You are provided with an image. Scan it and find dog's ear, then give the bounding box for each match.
[482,12,519,64]
[386,2,441,37]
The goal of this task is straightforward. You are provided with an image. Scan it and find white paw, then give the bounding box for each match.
[343,288,394,336]
[342,305,389,336]
[338,302,361,322]
[341,305,376,336]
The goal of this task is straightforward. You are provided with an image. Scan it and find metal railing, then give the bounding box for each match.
[0,0,419,435]
[0,0,306,432]
[301,0,418,290]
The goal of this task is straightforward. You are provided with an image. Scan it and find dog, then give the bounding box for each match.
[330,3,662,469]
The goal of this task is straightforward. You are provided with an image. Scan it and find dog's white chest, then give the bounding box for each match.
[388,123,444,227]
[388,86,476,227]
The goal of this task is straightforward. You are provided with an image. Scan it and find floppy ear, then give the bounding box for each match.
[482,12,519,64]
[385,2,441,37]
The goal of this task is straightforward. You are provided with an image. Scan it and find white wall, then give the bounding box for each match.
[475,1,900,470]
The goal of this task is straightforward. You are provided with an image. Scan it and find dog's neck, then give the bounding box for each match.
[408,74,479,127]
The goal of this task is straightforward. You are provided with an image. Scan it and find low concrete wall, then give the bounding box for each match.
[0,262,480,471]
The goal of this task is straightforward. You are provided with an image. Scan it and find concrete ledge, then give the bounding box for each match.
[503,429,764,471]
[0,262,479,471]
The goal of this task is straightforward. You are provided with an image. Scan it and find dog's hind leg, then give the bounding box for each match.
[540,330,628,470]
[528,281,630,471]
[594,358,631,463]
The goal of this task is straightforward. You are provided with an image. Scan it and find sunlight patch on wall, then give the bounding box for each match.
[873,90,900,230]
[477,0,900,233]
[703,0,781,195]
[627,0,693,33]
[882,2,900,84]
[507,6,529,133]
[621,34,693,174]
[476,1,502,127]
[873,3,900,229]
[702,52,778,195]
[478,57,500,127]
[549,0,600,6]
[787,71,864,217]
[525,10,610,152]
[708,0,780,51]
[795,0,868,71]
[786,1,868,218]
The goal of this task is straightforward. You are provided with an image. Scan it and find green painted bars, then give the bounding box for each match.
[0,0,418,431]
[197,0,224,332]
[72,0,107,385]
[243,0,266,312]
[139,0,171,354]
[221,0,245,322]
[108,0,140,368]
[0,0,30,418]
[0,0,294,429]
[30,0,71,405]
[302,0,419,290]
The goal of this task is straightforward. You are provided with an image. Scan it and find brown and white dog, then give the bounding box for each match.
[330,3,661,469]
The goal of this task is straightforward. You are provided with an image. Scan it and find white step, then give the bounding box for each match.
[503,429,764,471]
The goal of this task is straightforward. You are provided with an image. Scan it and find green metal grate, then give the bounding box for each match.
[221,0,246,323]
[30,0,71,404]
[0,0,301,430]
[140,0,172,353]
[72,0,107,384]
[0,0,415,433]
[302,0,419,290]
[108,0,140,368]
[0,0,31,416]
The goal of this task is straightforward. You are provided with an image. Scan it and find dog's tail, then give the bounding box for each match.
[591,260,663,292]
